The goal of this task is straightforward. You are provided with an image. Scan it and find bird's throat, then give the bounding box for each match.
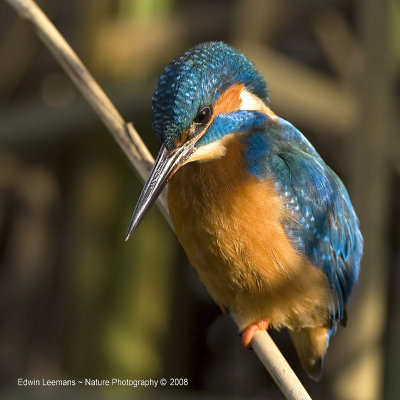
[186,137,228,163]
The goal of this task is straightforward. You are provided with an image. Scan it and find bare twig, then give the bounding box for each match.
[252,330,311,400]
[4,0,311,398]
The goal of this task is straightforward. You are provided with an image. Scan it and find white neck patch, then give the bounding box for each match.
[239,89,277,120]
[186,139,227,163]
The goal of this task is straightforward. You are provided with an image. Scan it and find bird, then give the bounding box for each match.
[126,41,363,380]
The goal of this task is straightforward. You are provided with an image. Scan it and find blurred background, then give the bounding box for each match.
[0,0,399,399]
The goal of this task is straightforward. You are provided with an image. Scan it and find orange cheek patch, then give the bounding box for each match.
[213,83,244,115]
[175,83,244,147]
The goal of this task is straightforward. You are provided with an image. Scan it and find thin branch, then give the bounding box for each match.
[4,0,312,399]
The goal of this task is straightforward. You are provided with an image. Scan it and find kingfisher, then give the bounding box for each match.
[126,42,363,380]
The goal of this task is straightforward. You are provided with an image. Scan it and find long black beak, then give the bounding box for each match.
[125,141,197,240]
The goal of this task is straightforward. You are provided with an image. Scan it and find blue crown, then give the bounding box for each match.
[152,41,269,149]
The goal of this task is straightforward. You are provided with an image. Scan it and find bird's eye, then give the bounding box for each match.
[193,106,212,125]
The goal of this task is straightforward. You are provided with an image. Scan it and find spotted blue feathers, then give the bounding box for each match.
[152,42,268,149]
[243,118,363,323]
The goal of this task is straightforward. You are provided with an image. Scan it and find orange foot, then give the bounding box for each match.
[219,304,229,314]
[242,320,270,348]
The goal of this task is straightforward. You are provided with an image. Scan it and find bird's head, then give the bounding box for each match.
[126,41,274,238]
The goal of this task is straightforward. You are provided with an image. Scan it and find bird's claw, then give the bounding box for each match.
[219,304,229,314]
[242,320,270,348]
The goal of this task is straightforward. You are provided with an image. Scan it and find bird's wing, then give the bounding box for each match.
[269,150,362,322]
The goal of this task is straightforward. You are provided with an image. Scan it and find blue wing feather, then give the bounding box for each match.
[244,118,363,322]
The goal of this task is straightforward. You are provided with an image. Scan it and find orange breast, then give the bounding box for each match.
[167,133,334,332]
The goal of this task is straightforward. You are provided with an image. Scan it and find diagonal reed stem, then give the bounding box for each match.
[3,0,312,399]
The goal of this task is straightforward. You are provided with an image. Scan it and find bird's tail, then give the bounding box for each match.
[289,326,330,381]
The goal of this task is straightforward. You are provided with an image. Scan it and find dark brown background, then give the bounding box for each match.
[0,0,398,399]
